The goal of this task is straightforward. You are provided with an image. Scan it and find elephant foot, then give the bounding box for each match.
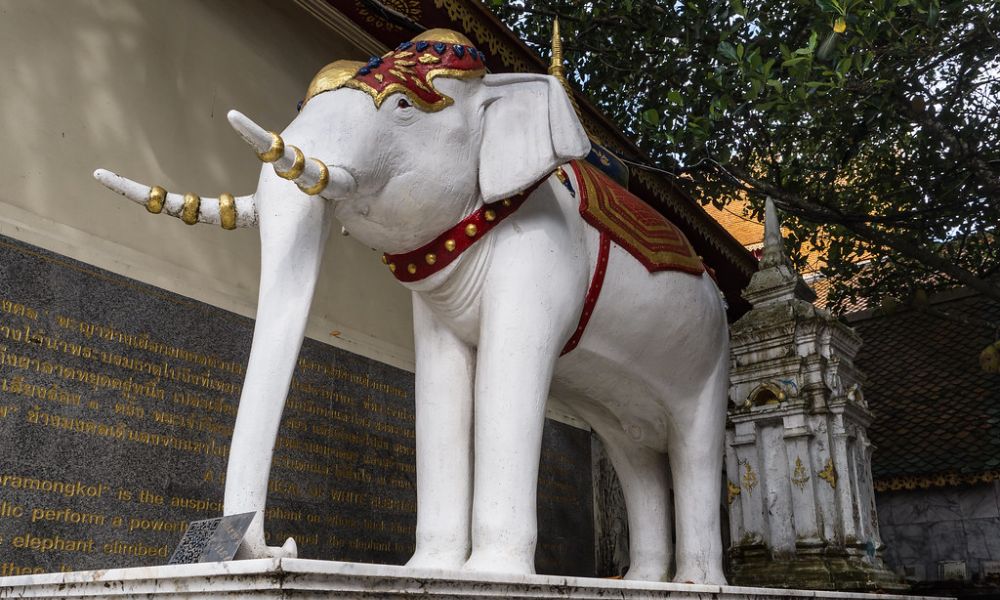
[672,564,727,586]
[405,547,468,571]
[623,563,670,582]
[235,536,298,560]
[462,549,534,576]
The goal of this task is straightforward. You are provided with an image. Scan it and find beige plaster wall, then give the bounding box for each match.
[0,0,415,369]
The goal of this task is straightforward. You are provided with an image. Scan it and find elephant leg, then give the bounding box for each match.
[667,354,729,584]
[226,175,333,559]
[568,399,673,581]
[463,296,574,575]
[595,429,673,581]
[406,293,475,570]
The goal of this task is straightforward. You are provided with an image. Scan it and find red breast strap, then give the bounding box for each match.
[560,232,611,356]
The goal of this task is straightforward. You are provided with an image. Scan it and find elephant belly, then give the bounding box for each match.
[551,239,727,452]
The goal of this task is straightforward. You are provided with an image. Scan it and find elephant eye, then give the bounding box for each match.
[396,97,412,109]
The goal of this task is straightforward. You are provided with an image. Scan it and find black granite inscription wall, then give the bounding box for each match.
[0,235,593,577]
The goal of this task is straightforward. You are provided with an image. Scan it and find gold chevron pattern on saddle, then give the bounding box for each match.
[571,160,705,276]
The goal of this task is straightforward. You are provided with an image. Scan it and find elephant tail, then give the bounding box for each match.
[93,169,258,229]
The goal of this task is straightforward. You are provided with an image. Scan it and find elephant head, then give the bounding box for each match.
[98,29,588,251]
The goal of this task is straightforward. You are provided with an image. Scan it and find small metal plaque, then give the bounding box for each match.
[982,560,1000,578]
[938,560,968,581]
[168,512,255,564]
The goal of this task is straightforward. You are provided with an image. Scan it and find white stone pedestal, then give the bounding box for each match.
[0,559,941,599]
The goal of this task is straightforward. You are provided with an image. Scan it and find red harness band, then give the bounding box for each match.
[382,178,547,283]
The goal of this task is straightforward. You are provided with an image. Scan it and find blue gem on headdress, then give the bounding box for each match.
[398,41,413,50]
[433,42,446,54]
[453,44,465,58]
[478,50,486,62]
[296,99,304,112]
[415,41,429,52]
[358,66,371,75]
[367,56,382,68]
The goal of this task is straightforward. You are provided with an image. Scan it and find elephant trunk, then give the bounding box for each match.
[93,169,258,229]
[226,110,356,199]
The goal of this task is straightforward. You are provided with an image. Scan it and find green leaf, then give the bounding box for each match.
[719,41,738,62]
[782,56,810,67]
[731,0,746,16]
[927,2,939,26]
[763,58,776,77]
[642,108,661,126]
[667,90,685,106]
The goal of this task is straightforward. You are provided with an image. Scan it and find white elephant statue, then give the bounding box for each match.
[94,28,729,583]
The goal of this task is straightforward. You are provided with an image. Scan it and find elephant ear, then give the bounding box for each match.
[478,73,591,203]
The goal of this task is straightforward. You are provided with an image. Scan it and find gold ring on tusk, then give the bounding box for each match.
[219,193,237,230]
[298,159,329,195]
[275,146,305,180]
[146,185,166,214]
[181,193,201,225]
[257,132,285,163]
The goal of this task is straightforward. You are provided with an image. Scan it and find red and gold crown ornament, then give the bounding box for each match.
[302,29,486,112]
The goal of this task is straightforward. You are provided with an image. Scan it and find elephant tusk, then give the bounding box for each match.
[227,110,285,163]
[93,169,258,229]
[227,110,306,184]
[226,109,356,199]
[304,163,357,199]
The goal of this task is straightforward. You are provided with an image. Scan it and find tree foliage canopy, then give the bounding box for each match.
[488,0,1000,319]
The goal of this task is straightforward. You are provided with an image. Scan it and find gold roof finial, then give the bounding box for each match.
[548,17,590,138]
[549,18,564,78]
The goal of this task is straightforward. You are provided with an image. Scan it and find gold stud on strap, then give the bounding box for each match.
[444,239,457,252]
[181,193,201,225]
[219,193,237,230]
[257,132,285,163]
[464,223,478,237]
[275,146,305,180]
[146,185,166,214]
[298,159,329,195]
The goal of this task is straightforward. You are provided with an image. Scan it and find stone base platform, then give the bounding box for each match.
[0,558,934,600]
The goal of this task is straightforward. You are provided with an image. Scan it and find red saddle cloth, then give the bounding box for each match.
[570,160,705,276]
